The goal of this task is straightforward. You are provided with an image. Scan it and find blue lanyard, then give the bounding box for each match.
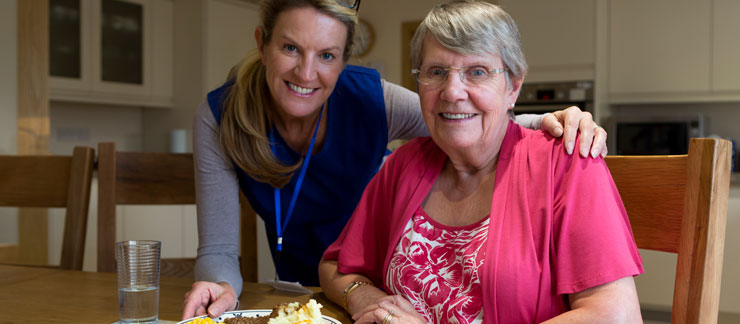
[270,104,324,253]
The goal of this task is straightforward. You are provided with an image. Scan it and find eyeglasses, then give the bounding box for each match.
[336,0,361,11]
[411,65,507,87]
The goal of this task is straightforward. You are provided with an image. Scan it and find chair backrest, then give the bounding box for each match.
[96,142,258,281]
[605,138,732,324]
[0,146,95,270]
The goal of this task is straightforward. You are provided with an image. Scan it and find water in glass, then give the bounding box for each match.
[118,285,159,323]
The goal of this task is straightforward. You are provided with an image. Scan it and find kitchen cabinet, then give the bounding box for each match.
[713,0,740,92]
[608,0,711,101]
[499,0,595,83]
[49,0,172,107]
[608,0,740,103]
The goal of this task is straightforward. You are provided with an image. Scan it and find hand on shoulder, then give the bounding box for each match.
[541,106,608,158]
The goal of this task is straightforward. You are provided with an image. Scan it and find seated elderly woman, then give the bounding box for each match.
[318,1,643,323]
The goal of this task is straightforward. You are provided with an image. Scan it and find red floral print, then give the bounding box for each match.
[386,206,489,324]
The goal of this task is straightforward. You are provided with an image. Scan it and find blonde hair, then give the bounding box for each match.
[219,0,358,188]
[410,0,528,84]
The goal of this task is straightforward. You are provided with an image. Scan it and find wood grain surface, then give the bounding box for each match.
[0,264,351,324]
[16,0,50,266]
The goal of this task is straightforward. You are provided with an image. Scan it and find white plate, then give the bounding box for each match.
[178,309,342,324]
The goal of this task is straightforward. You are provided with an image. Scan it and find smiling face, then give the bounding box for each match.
[257,6,348,122]
[418,35,522,157]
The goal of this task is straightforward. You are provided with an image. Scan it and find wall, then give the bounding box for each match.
[0,0,18,245]
[49,102,145,155]
[204,0,259,92]
[143,0,195,153]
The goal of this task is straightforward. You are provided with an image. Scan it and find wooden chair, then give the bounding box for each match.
[605,138,732,324]
[0,146,95,270]
[96,142,258,281]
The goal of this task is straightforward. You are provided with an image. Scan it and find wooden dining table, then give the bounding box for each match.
[0,264,352,323]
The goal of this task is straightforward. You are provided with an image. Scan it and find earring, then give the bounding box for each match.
[510,103,515,108]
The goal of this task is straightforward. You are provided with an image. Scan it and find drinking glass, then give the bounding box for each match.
[116,240,161,324]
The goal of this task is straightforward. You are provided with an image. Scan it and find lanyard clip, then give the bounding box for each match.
[276,236,283,252]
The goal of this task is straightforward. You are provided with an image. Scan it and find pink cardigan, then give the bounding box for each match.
[323,121,643,323]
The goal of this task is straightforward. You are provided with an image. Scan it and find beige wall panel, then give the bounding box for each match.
[0,0,17,155]
[499,0,595,82]
[182,205,198,258]
[712,0,740,92]
[0,0,17,247]
[151,0,174,102]
[609,0,710,94]
[205,0,260,92]
[120,205,184,259]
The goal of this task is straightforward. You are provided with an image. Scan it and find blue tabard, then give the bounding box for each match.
[207,65,388,285]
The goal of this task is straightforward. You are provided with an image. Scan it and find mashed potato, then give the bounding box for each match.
[268,299,323,324]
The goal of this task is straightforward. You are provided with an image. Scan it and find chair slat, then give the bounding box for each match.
[0,156,72,207]
[605,155,687,253]
[115,152,196,204]
[60,147,95,270]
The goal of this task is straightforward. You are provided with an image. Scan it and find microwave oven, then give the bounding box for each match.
[609,114,705,155]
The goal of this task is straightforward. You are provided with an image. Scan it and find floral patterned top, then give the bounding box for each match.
[386,205,490,324]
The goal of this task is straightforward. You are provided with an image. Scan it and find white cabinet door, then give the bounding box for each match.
[49,0,93,93]
[49,0,173,107]
[499,0,595,82]
[90,0,150,97]
[713,0,740,92]
[608,0,711,95]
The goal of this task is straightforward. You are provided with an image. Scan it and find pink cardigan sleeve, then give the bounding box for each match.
[549,135,644,294]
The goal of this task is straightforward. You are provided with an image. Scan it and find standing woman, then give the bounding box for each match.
[183,0,606,319]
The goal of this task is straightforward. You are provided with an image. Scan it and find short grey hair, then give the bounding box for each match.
[409,0,528,83]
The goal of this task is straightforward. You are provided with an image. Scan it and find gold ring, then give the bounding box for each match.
[382,310,394,324]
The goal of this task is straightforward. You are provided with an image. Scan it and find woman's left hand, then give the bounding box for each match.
[542,106,608,158]
[353,295,426,324]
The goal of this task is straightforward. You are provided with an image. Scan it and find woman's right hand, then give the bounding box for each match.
[181,281,238,320]
[353,295,426,324]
